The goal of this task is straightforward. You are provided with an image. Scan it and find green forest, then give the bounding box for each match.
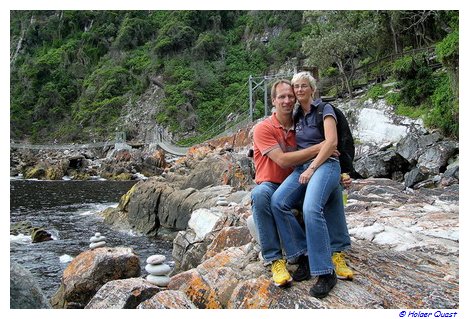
[10,10,459,144]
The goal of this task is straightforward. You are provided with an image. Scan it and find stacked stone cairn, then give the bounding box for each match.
[89,232,106,249]
[216,195,228,206]
[145,254,171,287]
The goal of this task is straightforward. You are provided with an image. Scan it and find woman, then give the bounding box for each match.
[270,71,350,298]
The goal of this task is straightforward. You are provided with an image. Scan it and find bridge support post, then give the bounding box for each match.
[248,68,321,122]
[249,75,253,122]
[264,76,268,117]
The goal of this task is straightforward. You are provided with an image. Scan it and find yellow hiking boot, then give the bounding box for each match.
[332,252,353,280]
[271,259,292,287]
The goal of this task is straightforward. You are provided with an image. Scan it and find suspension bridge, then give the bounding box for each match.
[9,111,254,157]
[10,139,191,156]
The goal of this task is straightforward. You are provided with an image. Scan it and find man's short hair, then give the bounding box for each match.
[270,79,292,99]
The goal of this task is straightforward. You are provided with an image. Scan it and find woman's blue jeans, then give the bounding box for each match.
[271,158,350,275]
[251,182,283,263]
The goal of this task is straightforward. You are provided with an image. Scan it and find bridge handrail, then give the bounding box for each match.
[156,141,189,156]
[10,141,113,150]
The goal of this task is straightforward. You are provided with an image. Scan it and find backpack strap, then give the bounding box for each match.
[316,101,329,138]
[292,106,301,125]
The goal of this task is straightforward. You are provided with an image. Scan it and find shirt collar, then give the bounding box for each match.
[312,98,323,107]
[297,98,322,117]
[270,113,282,127]
[271,113,294,130]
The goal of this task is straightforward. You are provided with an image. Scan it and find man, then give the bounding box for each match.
[251,79,353,287]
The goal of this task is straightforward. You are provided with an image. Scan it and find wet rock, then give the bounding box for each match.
[31,228,53,243]
[10,220,34,236]
[10,221,53,243]
[50,247,140,309]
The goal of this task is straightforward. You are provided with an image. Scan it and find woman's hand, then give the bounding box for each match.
[299,166,315,184]
[341,173,352,189]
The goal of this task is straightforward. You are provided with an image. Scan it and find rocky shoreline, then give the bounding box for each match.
[9,144,168,181]
[11,139,458,309]
[38,174,458,309]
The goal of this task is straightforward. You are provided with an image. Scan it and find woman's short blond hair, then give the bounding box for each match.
[291,71,317,91]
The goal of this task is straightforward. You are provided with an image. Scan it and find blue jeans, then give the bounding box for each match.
[325,184,351,252]
[251,182,283,263]
[272,158,349,275]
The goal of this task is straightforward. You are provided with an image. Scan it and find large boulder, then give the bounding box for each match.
[396,132,443,165]
[10,261,50,309]
[10,221,53,243]
[137,290,196,309]
[416,140,458,175]
[354,149,410,180]
[126,178,173,236]
[172,206,247,273]
[85,277,159,309]
[30,227,53,243]
[180,152,253,191]
[354,130,458,188]
[100,174,248,238]
[50,247,140,309]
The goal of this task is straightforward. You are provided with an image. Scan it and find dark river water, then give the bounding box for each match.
[9,179,174,300]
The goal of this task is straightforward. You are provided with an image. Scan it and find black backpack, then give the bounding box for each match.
[316,102,355,174]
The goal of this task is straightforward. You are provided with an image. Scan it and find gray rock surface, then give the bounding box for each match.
[85,277,159,309]
[10,261,51,309]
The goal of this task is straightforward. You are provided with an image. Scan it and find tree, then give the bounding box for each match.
[435,11,458,97]
[302,11,381,97]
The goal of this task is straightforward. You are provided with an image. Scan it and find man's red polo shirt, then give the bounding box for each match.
[253,114,296,184]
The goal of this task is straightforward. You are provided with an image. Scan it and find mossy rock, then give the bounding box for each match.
[111,173,133,181]
[25,166,46,179]
[68,170,91,180]
[118,183,138,211]
[46,166,65,180]
[10,221,34,235]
